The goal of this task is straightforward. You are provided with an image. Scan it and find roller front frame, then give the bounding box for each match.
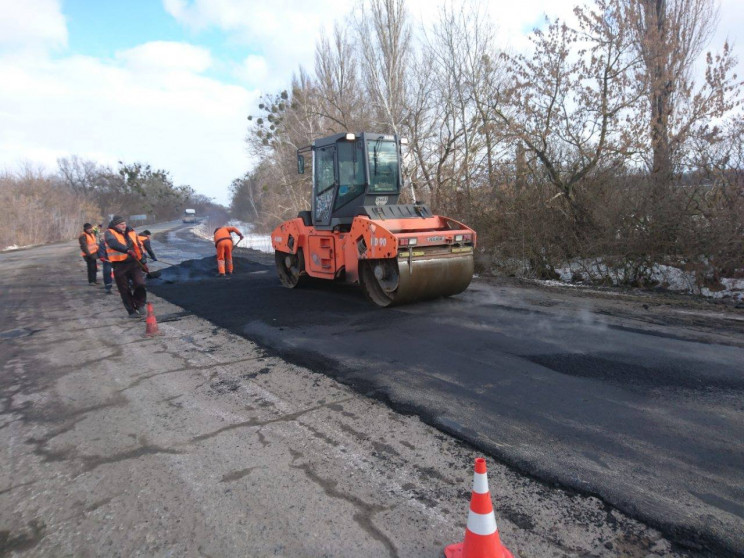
[271,214,476,306]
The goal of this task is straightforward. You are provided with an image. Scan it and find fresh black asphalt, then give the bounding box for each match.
[148,226,744,557]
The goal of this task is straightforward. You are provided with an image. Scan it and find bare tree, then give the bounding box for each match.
[403,44,453,205]
[314,24,366,132]
[230,168,265,224]
[354,0,412,135]
[498,0,643,223]
[626,0,740,180]
[57,156,103,193]
[245,79,322,226]
[425,0,509,217]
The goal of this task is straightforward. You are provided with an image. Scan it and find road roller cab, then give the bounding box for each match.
[271,132,476,306]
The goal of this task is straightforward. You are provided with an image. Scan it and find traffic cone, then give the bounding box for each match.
[144,302,160,337]
[444,458,513,558]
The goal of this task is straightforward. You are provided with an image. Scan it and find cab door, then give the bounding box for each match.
[313,145,336,228]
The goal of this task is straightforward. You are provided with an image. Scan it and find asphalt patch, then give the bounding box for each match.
[527,353,744,391]
[147,255,744,557]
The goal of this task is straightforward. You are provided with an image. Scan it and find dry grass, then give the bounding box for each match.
[0,170,99,249]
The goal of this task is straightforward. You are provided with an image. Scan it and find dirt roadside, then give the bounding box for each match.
[0,241,699,557]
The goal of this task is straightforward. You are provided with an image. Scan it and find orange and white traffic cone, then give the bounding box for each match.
[444,458,513,558]
[144,302,160,337]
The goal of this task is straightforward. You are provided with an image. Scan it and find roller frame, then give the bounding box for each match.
[271,214,476,307]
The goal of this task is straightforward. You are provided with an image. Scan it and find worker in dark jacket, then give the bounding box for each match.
[78,223,98,285]
[213,225,243,276]
[138,230,158,263]
[104,215,146,318]
[97,238,112,294]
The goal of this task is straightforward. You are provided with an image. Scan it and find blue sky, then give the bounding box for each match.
[0,0,742,206]
[64,1,186,56]
[62,0,250,86]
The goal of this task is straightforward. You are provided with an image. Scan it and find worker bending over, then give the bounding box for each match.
[213,225,244,277]
[105,215,147,318]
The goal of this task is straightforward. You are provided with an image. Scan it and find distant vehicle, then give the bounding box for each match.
[182,209,197,223]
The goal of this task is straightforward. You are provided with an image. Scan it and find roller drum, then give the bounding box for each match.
[360,253,474,307]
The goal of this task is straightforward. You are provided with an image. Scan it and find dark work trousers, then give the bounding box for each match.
[113,260,147,313]
[102,260,113,291]
[83,255,98,283]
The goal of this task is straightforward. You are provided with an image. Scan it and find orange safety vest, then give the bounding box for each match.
[106,229,143,263]
[80,231,98,257]
[214,227,239,246]
[138,235,149,245]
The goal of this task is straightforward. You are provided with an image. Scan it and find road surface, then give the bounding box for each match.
[0,221,740,557]
[148,225,744,556]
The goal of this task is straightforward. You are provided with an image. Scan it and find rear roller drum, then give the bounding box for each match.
[275,249,305,288]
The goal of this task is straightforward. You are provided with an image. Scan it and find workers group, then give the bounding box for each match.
[79,217,158,318]
[79,218,244,317]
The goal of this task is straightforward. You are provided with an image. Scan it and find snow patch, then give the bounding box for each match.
[552,258,744,301]
[2,244,36,252]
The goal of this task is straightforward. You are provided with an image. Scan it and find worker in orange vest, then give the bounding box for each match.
[213,225,244,277]
[104,215,146,318]
[78,222,99,285]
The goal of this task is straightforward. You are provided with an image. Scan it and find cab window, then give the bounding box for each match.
[335,140,365,210]
[367,139,399,193]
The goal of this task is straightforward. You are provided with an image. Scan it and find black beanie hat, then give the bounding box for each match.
[83,222,92,230]
[141,230,151,236]
[109,215,125,228]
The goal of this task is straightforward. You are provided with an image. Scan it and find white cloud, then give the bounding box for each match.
[163,0,347,89]
[162,0,582,90]
[116,41,213,73]
[0,0,67,50]
[235,54,269,85]
[164,0,294,34]
[714,0,744,50]
[407,0,577,49]
[0,46,259,205]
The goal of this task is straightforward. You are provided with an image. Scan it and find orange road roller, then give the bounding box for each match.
[271,132,476,307]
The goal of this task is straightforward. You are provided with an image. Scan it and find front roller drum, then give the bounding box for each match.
[359,253,474,307]
[275,249,305,288]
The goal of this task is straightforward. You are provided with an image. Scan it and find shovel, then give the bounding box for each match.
[135,258,162,279]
